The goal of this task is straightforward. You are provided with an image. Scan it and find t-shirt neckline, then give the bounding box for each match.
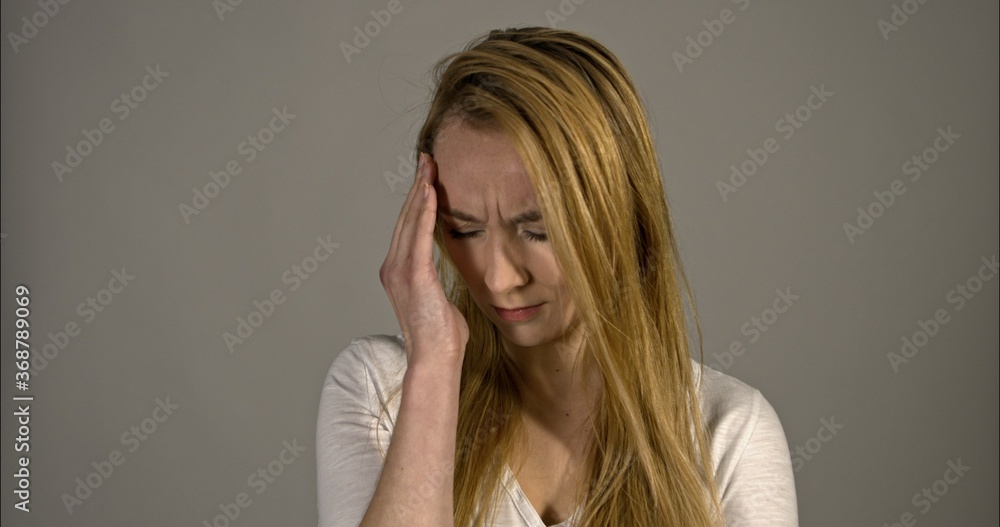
[501,463,582,527]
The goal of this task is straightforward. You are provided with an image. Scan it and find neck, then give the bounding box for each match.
[501,320,601,430]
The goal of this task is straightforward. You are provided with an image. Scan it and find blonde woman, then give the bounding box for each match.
[317,27,798,526]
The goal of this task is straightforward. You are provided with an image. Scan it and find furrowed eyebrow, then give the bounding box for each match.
[438,208,542,225]
[438,208,481,223]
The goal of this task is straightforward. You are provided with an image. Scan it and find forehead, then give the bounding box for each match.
[432,119,537,215]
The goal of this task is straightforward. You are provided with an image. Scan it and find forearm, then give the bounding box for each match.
[360,357,462,526]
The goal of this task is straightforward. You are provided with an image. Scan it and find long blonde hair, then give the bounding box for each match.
[403,26,720,526]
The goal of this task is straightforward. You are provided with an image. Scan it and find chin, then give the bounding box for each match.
[492,318,570,350]
[495,327,549,349]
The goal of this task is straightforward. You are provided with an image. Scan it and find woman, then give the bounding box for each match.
[317,27,797,526]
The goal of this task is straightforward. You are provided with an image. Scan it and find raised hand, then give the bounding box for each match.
[379,152,469,368]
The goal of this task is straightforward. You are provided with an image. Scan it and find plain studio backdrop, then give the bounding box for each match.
[1,1,997,525]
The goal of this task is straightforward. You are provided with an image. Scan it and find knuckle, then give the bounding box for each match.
[381,265,401,287]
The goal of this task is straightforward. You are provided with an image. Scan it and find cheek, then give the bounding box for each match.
[526,246,563,286]
[527,248,574,309]
[442,241,482,284]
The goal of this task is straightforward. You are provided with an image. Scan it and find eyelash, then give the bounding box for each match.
[523,231,548,242]
[447,230,548,242]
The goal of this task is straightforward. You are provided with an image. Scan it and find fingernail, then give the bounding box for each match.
[418,153,427,172]
[422,182,430,198]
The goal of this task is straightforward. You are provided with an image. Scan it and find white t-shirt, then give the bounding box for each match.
[316,334,798,526]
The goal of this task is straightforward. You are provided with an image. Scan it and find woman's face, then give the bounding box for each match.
[433,119,579,350]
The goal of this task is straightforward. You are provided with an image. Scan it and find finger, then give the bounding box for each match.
[394,156,433,265]
[410,159,439,268]
[386,153,427,263]
[388,153,425,256]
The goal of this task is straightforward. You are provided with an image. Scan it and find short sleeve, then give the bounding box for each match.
[316,338,400,527]
[719,390,798,526]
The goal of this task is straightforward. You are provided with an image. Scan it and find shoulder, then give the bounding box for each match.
[690,360,789,481]
[316,336,409,526]
[327,334,407,377]
[690,360,798,523]
[691,360,771,442]
[327,334,406,379]
[321,334,408,413]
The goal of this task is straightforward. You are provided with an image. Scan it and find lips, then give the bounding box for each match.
[492,304,543,322]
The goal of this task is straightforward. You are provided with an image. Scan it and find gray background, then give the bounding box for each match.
[2,0,997,525]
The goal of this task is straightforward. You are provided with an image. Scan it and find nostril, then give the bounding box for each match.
[485,252,529,294]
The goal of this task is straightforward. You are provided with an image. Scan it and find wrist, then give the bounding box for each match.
[404,338,465,373]
[404,353,464,386]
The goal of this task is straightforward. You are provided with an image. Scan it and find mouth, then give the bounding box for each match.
[492,303,544,322]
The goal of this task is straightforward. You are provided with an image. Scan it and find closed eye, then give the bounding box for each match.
[447,229,481,240]
[446,229,547,242]
[523,231,547,242]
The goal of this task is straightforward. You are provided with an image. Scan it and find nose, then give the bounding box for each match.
[484,234,529,294]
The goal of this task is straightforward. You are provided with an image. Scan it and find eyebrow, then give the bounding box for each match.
[439,208,542,225]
